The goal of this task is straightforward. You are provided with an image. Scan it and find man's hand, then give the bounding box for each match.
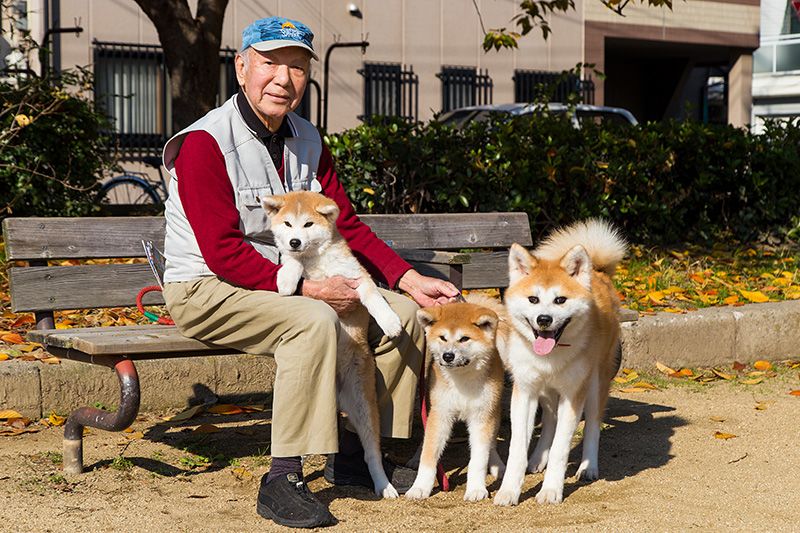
[301,276,361,316]
[398,269,461,307]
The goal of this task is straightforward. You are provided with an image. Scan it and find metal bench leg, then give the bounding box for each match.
[63,358,140,474]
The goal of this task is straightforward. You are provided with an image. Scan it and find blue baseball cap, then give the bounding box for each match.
[240,17,318,60]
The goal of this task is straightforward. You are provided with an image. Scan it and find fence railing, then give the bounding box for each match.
[437,66,493,112]
[93,41,238,160]
[358,61,419,122]
[513,69,594,105]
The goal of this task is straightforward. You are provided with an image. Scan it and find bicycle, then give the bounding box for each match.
[96,156,168,214]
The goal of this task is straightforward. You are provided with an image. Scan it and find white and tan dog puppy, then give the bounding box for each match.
[406,294,505,502]
[263,190,401,499]
[493,218,626,506]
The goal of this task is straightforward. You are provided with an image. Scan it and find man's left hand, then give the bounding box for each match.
[398,269,461,307]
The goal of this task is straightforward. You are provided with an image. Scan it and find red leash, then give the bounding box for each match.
[418,357,450,491]
[136,285,174,325]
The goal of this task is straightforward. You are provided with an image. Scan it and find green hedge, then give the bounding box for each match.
[1,69,116,218]
[326,115,800,244]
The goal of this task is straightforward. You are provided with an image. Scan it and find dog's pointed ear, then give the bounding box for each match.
[474,311,498,334]
[315,200,340,221]
[561,244,592,290]
[416,307,440,332]
[508,243,537,285]
[262,195,284,217]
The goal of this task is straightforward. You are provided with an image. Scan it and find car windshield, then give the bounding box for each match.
[575,110,634,126]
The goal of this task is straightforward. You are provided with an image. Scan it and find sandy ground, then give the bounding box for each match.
[1,374,799,533]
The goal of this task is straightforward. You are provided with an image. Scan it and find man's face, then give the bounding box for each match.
[235,47,311,131]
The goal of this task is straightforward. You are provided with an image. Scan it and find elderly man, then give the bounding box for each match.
[160,16,458,528]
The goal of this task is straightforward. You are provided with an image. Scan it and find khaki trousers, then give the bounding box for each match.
[162,276,424,457]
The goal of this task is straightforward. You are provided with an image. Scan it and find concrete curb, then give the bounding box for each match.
[2,300,800,418]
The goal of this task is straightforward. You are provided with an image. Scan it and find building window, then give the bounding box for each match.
[436,65,493,112]
[513,69,595,104]
[93,40,238,159]
[358,61,419,122]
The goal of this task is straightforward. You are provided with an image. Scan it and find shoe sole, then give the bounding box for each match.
[256,500,332,529]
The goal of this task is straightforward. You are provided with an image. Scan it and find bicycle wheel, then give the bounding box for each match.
[96,175,162,214]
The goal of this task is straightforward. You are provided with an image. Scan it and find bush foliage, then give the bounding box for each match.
[326,114,800,244]
[0,69,116,218]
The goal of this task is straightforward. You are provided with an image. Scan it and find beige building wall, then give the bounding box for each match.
[41,0,589,132]
[26,0,758,130]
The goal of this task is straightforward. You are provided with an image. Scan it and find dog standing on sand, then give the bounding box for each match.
[493,218,627,506]
[263,190,402,499]
[406,294,506,501]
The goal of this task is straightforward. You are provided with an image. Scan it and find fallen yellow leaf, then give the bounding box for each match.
[712,369,734,380]
[740,377,764,385]
[618,387,649,393]
[0,353,9,361]
[193,423,220,434]
[714,431,737,440]
[723,295,739,305]
[632,381,658,390]
[207,404,245,415]
[740,290,769,303]
[124,431,144,440]
[0,333,24,344]
[165,404,205,422]
[790,390,800,396]
[753,360,772,371]
[656,361,676,375]
[48,413,66,426]
[0,409,24,420]
[754,402,769,410]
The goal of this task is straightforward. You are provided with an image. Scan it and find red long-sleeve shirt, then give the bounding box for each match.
[172,129,411,292]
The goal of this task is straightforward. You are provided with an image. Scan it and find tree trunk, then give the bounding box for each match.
[133,0,229,131]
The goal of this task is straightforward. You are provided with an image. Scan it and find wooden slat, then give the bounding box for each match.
[396,249,471,265]
[3,217,166,260]
[362,213,532,250]
[9,264,164,312]
[462,251,511,289]
[27,325,227,355]
[3,213,532,260]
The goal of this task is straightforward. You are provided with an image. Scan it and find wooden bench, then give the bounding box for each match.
[3,213,541,474]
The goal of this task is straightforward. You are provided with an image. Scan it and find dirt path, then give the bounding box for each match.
[1,374,798,532]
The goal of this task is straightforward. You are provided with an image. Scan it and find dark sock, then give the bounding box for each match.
[267,456,302,482]
[338,428,364,457]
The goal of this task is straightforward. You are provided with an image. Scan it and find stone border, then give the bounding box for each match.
[3,301,800,418]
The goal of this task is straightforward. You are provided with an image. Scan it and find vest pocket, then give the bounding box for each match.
[237,186,273,238]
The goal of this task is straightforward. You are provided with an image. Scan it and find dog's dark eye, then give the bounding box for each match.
[528,296,539,304]
[304,221,313,228]
[459,336,470,343]
[284,221,292,228]
[439,335,447,342]
[554,296,567,304]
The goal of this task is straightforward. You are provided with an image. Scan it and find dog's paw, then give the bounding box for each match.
[489,461,506,479]
[404,485,431,500]
[377,312,403,338]
[576,461,599,481]
[527,452,548,474]
[379,483,399,499]
[535,486,563,505]
[276,262,303,296]
[493,488,520,507]
[464,486,489,502]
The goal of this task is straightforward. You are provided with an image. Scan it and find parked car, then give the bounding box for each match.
[437,103,638,128]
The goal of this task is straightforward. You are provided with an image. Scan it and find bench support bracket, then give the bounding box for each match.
[48,350,141,474]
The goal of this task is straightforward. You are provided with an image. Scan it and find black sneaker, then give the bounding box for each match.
[324,453,417,494]
[257,472,335,529]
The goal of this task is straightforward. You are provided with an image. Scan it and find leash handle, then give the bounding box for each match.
[136,286,175,325]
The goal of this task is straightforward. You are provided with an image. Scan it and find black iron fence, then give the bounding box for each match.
[358,61,419,122]
[513,69,595,105]
[93,40,239,160]
[437,66,493,113]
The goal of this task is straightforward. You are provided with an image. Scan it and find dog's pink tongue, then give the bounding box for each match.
[534,337,556,355]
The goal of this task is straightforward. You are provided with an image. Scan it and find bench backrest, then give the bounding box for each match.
[3,214,532,313]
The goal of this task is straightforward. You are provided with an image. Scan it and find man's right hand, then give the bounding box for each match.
[301,276,361,316]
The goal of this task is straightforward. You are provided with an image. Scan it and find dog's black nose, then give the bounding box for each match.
[289,238,301,249]
[442,352,455,363]
[537,315,553,327]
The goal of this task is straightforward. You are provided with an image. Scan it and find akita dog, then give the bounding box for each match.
[262,190,402,499]
[406,294,505,502]
[493,218,626,506]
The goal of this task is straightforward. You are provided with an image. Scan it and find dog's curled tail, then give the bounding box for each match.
[535,218,627,277]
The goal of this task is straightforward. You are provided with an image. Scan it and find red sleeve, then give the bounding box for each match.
[318,144,412,288]
[174,131,281,291]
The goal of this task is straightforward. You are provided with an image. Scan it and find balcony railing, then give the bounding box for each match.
[754,35,800,74]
